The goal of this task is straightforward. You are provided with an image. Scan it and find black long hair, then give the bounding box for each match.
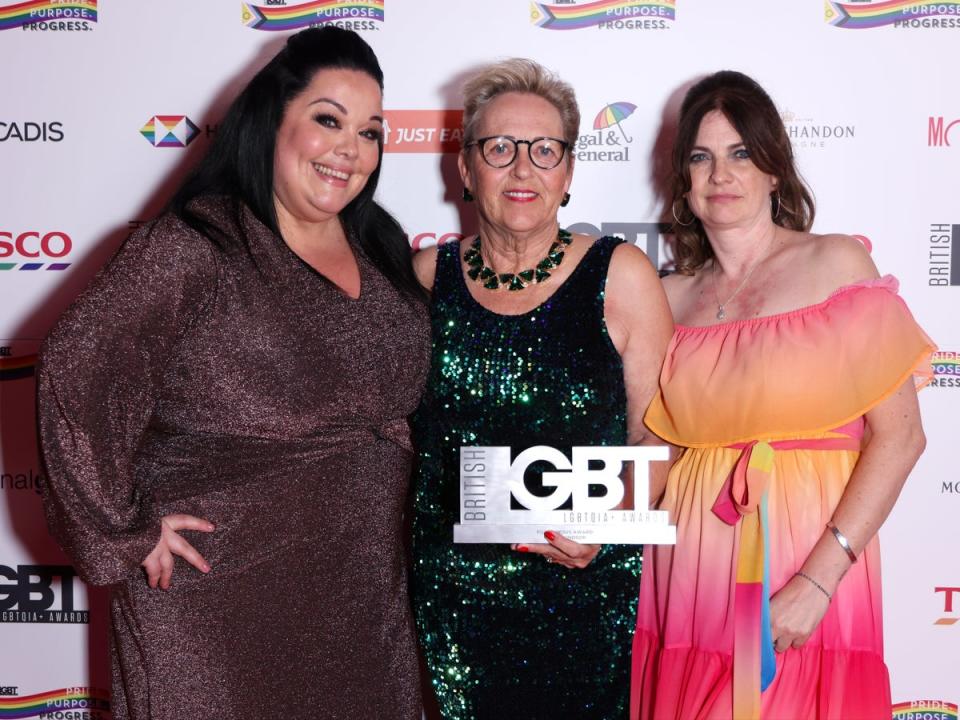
[171,26,424,300]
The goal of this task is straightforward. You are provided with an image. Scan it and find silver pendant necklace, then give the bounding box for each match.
[711,232,777,321]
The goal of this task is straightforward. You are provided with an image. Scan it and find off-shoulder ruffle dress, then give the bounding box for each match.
[37,198,430,719]
[631,277,935,720]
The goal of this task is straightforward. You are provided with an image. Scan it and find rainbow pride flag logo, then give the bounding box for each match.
[825,0,960,29]
[932,351,960,377]
[531,0,675,30]
[0,0,97,31]
[140,115,200,148]
[242,0,384,31]
[892,701,959,720]
[0,688,110,719]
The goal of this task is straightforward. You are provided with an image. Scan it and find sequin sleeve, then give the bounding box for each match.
[37,214,219,585]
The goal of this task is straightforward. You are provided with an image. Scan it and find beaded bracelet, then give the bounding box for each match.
[796,571,832,601]
[826,521,858,564]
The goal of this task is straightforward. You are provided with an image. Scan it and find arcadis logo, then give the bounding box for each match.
[242,0,383,32]
[826,0,960,29]
[140,115,200,148]
[0,232,72,272]
[0,687,111,719]
[892,700,959,720]
[383,110,464,154]
[0,340,39,383]
[929,116,960,146]
[0,0,97,32]
[0,121,63,142]
[531,0,675,30]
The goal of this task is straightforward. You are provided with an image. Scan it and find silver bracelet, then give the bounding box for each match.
[826,521,858,564]
[796,571,831,600]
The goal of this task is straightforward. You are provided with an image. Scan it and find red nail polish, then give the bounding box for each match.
[544,531,556,541]
[517,545,529,553]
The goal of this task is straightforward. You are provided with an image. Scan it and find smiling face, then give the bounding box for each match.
[459,91,573,240]
[272,68,383,229]
[685,109,777,232]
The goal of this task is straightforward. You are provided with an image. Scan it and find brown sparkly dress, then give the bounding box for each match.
[37,197,430,720]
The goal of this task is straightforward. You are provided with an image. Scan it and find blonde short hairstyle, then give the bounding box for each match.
[462,58,580,148]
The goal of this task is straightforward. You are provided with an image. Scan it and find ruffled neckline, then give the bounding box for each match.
[675,275,899,332]
[645,273,935,447]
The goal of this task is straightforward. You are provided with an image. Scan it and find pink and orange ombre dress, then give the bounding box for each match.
[631,276,935,720]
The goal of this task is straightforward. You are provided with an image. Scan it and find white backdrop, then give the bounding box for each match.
[1,1,957,717]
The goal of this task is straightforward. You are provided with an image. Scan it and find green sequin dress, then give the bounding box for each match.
[411,236,640,719]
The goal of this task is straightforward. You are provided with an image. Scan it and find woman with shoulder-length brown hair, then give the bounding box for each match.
[631,70,935,720]
[668,73,814,276]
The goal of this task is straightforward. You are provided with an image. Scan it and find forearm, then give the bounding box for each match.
[800,421,925,594]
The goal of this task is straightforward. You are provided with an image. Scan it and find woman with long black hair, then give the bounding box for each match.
[38,27,428,719]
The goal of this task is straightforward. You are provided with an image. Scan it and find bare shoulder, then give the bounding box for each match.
[412,244,440,291]
[607,241,660,291]
[808,232,879,289]
[659,269,697,310]
[603,241,673,355]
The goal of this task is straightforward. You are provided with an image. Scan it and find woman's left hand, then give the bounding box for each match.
[512,531,600,569]
[769,573,831,652]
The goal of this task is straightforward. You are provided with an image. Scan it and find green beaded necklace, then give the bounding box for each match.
[464,228,573,291]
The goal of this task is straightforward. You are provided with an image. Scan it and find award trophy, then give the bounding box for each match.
[453,445,675,544]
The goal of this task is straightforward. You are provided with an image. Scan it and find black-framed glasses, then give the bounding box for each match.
[466,135,569,170]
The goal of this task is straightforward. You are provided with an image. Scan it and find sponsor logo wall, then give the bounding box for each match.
[531,0,676,31]
[0,0,955,710]
[0,233,73,272]
[826,0,960,29]
[892,701,959,720]
[0,0,97,32]
[928,116,960,147]
[0,122,63,143]
[242,0,385,32]
[0,687,111,720]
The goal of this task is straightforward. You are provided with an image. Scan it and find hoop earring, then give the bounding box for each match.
[671,199,695,227]
[560,192,571,208]
[771,191,781,219]
[462,188,474,202]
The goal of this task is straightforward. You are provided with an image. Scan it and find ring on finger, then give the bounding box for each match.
[546,557,554,563]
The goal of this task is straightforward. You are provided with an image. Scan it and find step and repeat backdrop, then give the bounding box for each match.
[1,1,957,718]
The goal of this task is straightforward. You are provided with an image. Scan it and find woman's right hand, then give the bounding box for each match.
[141,514,215,589]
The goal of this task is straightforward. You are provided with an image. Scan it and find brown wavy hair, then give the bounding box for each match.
[669,71,815,275]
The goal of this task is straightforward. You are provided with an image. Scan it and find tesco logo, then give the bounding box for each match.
[0,231,72,258]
